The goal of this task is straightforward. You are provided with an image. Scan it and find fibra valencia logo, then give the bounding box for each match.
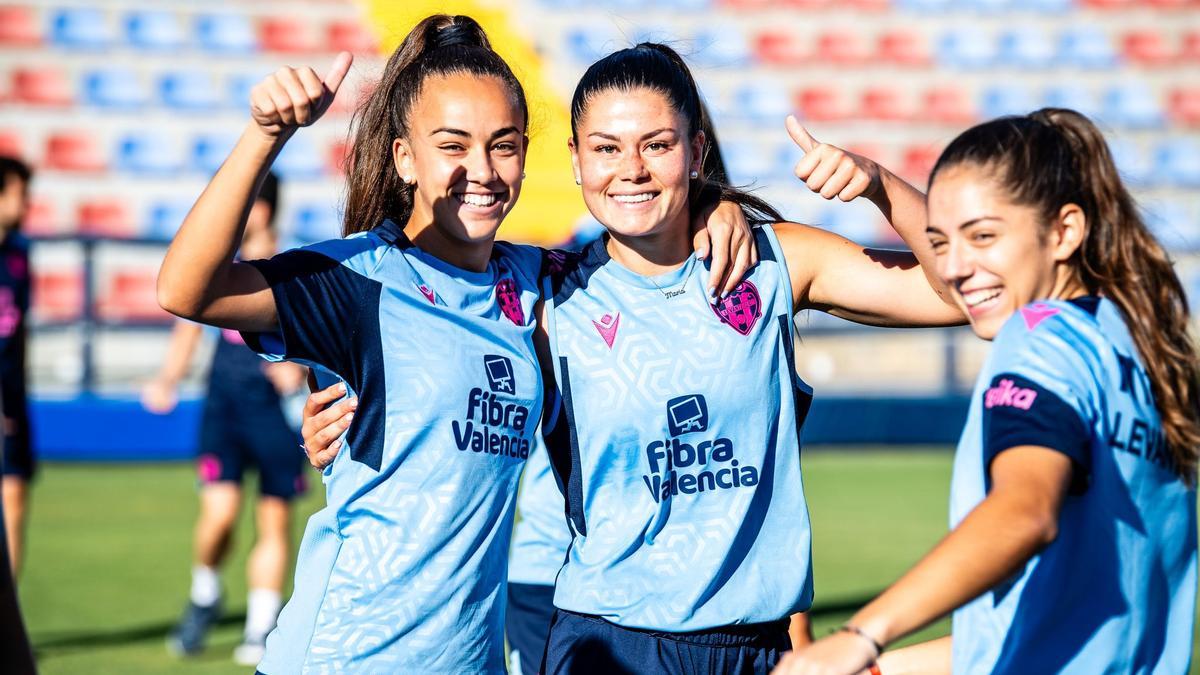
[667,394,708,435]
[642,393,758,503]
[484,355,515,394]
[451,354,529,460]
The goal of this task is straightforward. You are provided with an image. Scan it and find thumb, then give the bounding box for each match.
[785,115,818,153]
[323,51,354,96]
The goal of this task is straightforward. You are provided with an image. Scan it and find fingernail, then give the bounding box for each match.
[695,250,705,259]
[337,383,346,394]
[347,398,358,408]
[331,440,341,450]
[343,412,354,423]
[708,286,716,298]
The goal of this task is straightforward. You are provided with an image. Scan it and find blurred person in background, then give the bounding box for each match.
[0,386,36,674]
[0,156,34,580]
[142,172,309,666]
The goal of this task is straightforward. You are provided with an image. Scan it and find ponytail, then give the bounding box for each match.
[342,15,527,236]
[931,108,1200,482]
[570,42,783,226]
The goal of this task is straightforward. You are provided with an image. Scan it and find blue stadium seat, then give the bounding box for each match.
[82,68,149,110]
[289,204,342,245]
[1144,199,1199,252]
[1154,140,1200,188]
[273,135,325,180]
[194,12,257,55]
[191,133,238,174]
[896,0,955,12]
[729,81,794,125]
[160,70,221,111]
[1107,139,1155,187]
[1057,27,1117,69]
[962,0,1014,12]
[980,84,1037,118]
[996,28,1056,68]
[145,199,193,240]
[115,132,181,176]
[1100,83,1165,129]
[688,28,749,67]
[1042,84,1102,119]
[126,9,185,51]
[49,7,111,50]
[723,143,775,185]
[1013,0,1072,11]
[227,72,261,109]
[565,26,618,64]
[937,28,996,69]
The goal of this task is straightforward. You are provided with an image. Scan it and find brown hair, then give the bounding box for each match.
[931,108,1200,482]
[342,15,527,236]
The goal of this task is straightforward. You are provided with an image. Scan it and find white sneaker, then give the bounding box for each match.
[233,638,266,667]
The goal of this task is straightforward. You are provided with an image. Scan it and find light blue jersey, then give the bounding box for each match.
[242,220,544,674]
[950,296,1197,674]
[542,226,814,632]
[508,397,573,586]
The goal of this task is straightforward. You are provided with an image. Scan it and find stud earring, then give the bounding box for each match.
[690,170,699,179]
[575,177,581,185]
[402,175,411,184]
[521,172,526,179]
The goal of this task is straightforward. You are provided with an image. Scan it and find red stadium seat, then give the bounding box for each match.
[782,0,831,7]
[97,270,170,322]
[11,67,72,106]
[876,29,929,66]
[1169,88,1200,126]
[327,138,350,175]
[1182,30,1200,62]
[22,196,59,236]
[814,30,869,66]
[76,198,134,237]
[1121,30,1175,65]
[0,129,22,158]
[32,270,84,322]
[795,86,851,122]
[719,0,780,8]
[844,0,890,9]
[753,29,807,65]
[921,86,976,125]
[1078,0,1135,7]
[900,144,942,185]
[259,17,315,53]
[0,5,40,46]
[859,86,911,121]
[44,132,105,172]
[326,19,378,53]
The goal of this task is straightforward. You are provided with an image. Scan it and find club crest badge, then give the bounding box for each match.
[710,281,762,336]
[497,278,524,325]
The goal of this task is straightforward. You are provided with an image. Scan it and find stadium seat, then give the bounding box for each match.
[814,30,869,66]
[722,143,775,185]
[1012,0,1072,12]
[327,138,350,175]
[48,7,111,50]
[82,68,149,110]
[1107,139,1156,187]
[895,0,954,11]
[1168,87,1200,126]
[730,81,795,124]
[326,19,378,54]
[289,204,342,244]
[144,199,193,240]
[259,17,315,53]
[191,133,238,174]
[227,71,260,110]
[32,270,85,322]
[272,134,325,180]
[1121,30,1174,65]
[160,70,221,111]
[0,5,40,46]
[114,132,181,176]
[565,26,617,64]
[980,84,1037,118]
[0,129,22,158]
[1182,30,1200,62]
[795,86,851,122]
[962,0,1014,12]
[859,86,911,121]
[44,132,105,172]
[77,198,135,237]
[1056,27,1118,69]
[194,12,257,55]
[125,9,185,51]
[937,28,996,69]
[996,28,1056,68]
[1143,199,1198,252]
[899,144,942,184]
[1078,0,1135,7]
[688,28,750,67]
[11,66,72,106]
[752,29,807,66]
[1100,83,1165,129]
[1154,140,1200,188]
[97,270,170,322]
[921,86,976,125]
[876,29,930,66]
[1042,84,1102,119]
[23,196,59,236]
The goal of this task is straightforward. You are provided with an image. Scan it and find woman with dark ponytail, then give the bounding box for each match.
[775,109,1199,675]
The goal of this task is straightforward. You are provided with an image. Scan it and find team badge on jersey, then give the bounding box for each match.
[711,281,762,335]
[497,278,524,325]
[484,355,515,394]
[592,312,620,349]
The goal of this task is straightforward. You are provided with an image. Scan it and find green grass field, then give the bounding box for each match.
[14,449,1198,673]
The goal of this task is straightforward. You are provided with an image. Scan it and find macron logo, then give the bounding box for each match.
[483,355,515,394]
[592,312,620,349]
[417,284,436,305]
[985,378,1038,410]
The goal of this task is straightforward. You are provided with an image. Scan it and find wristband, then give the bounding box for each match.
[837,623,883,657]
[868,665,882,675]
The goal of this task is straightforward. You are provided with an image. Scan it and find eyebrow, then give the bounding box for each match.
[926,216,1003,236]
[429,126,521,141]
[586,127,677,142]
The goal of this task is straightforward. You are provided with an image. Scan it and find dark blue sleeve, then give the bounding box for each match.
[241,249,379,378]
[982,373,1092,493]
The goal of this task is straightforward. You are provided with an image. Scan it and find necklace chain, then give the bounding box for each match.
[648,259,696,300]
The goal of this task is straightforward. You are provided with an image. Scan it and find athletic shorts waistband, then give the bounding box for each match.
[555,609,790,647]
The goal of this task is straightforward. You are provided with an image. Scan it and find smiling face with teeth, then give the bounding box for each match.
[569,86,704,253]
[393,73,527,271]
[926,164,1087,340]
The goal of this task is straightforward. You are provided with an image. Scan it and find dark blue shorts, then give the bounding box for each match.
[1,412,33,480]
[507,582,556,675]
[197,399,305,500]
[542,609,791,675]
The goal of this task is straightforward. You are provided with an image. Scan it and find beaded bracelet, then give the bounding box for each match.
[837,623,884,657]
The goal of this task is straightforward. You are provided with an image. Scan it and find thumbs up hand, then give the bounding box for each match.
[786,115,880,202]
[250,51,354,137]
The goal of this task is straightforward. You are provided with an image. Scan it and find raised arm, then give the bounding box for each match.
[156,53,353,332]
